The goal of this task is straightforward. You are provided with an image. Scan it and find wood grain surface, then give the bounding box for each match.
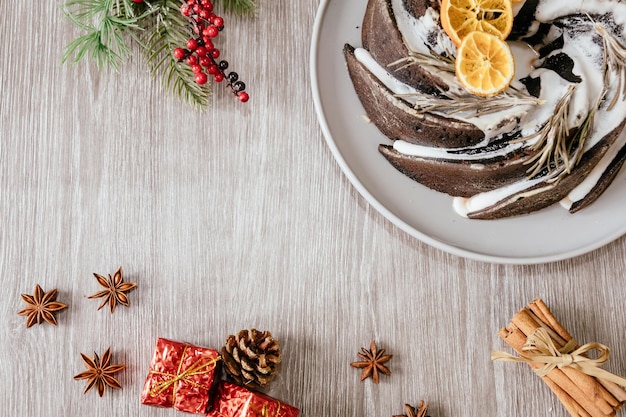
[2,1,626,416]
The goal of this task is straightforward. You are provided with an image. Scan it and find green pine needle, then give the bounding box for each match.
[62,0,255,108]
[141,0,211,108]
[215,0,256,16]
[62,0,153,70]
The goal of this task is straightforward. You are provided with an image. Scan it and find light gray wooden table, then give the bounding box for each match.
[2,1,626,416]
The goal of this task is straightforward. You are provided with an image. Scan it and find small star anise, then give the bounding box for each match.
[350,339,392,384]
[393,401,430,417]
[88,267,137,313]
[74,347,126,397]
[17,284,68,328]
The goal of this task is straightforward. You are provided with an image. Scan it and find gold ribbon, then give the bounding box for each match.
[251,400,281,417]
[213,399,282,417]
[149,344,221,403]
[492,328,626,387]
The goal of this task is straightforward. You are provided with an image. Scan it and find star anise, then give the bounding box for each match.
[393,401,430,417]
[88,267,137,313]
[17,284,68,328]
[350,339,392,384]
[74,347,126,397]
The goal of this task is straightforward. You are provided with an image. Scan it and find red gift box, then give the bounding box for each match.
[141,338,221,414]
[206,381,299,417]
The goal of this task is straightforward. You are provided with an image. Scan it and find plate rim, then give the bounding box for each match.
[309,0,626,265]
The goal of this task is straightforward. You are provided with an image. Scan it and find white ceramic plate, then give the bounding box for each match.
[310,0,626,264]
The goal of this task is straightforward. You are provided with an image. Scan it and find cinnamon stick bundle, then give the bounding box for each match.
[493,298,626,417]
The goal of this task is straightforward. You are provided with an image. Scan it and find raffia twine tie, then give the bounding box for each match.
[492,328,626,386]
[149,344,221,402]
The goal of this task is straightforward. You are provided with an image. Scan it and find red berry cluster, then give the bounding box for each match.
[173,0,249,103]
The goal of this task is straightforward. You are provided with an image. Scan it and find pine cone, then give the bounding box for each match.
[221,329,282,388]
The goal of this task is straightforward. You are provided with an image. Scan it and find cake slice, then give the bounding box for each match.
[344,44,485,148]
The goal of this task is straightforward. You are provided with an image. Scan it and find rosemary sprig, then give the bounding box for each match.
[395,88,544,117]
[391,42,544,116]
[595,23,626,110]
[517,20,626,181]
[388,47,456,74]
[522,85,595,181]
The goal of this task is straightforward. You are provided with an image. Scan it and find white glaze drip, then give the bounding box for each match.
[357,0,626,217]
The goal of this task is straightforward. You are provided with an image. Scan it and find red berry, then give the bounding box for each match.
[173,48,186,60]
[214,73,224,82]
[195,46,207,57]
[187,0,196,4]
[211,49,220,59]
[132,0,144,2]
[191,64,202,73]
[186,38,198,51]
[195,72,208,84]
[180,4,191,15]
[205,26,219,38]
[238,92,249,102]
[186,55,198,65]
[204,2,213,12]
[200,56,211,67]
[199,9,209,19]
[204,39,214,52]
[207,64,219,75]
[212,17,224,27]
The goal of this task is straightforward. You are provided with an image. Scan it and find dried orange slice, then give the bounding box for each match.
[441,0,513,46]
[455,31,515,97]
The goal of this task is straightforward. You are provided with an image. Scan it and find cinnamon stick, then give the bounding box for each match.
[510,310,615,416]
[526,301,626,407]
[496,299,626,417]
[499,326,588,417]
[528,298,573,342]
[524,302,626,411]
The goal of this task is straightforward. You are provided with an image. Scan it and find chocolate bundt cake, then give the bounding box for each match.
[345,0,626,219]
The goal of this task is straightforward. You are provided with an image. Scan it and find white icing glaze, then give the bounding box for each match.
[562,128,626,208]
[454,179,546,215]
[354,47,538,141]
[393,139,528,161]
[453,176,548,217]
[357,0,626,217]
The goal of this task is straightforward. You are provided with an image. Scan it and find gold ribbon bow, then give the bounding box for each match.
[492,328,626,387]
[149,344,221,403]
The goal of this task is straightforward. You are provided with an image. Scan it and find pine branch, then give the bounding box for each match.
[62,0,253,108]
[141,0,211,108]
[62,0,153,70]
[215,0,256,16]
